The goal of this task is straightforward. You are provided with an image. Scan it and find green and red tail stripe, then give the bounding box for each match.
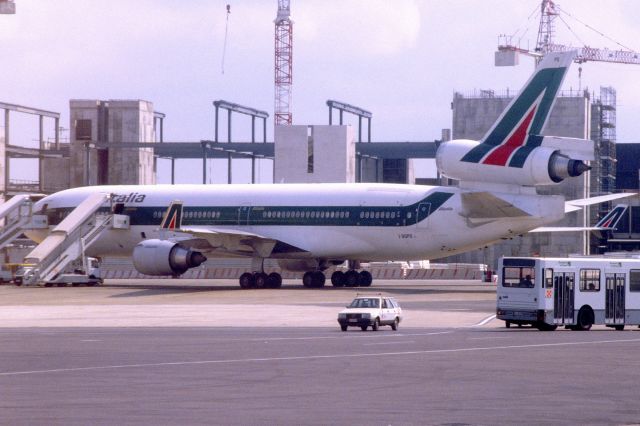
[462,52,575,168]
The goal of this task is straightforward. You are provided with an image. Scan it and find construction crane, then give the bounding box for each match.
[495,0,640,66]
[274,0,293,126]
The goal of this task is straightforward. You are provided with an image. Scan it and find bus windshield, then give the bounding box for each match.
[503,266,535,288]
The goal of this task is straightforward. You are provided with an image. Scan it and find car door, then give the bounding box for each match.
[382,298,394,324]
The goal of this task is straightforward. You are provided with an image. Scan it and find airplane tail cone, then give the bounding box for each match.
[569,160,591,177]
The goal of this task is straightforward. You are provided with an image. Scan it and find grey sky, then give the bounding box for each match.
[1,0,639,183]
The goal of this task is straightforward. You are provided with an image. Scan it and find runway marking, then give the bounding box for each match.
[470,314,497,327]
[243,331,453,342]
[363,341,416,346]
[2,337,640,377]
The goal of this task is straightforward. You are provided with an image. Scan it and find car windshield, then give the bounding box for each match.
[349,298,380,308]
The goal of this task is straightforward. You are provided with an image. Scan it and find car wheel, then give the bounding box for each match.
[391,317,399,331]
[340,324,347,332]
[372,318,379,331]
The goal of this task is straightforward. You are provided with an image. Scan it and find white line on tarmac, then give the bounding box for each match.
[242,331,453,342]
[470,314,497,327]
[2,337,640,377]
[363,341,416,346]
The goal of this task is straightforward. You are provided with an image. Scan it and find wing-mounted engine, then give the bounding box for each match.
[436,139,591,186]
[133,239,207,276]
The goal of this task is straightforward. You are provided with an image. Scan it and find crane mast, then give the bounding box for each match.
[274,0,293,126]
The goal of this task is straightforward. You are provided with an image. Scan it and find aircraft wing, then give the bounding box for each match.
[175,226,307,258]
[158,200,306,258]
[565,193,635,213]
[460,192,531,221]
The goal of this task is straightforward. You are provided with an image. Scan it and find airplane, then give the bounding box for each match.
[25,51,631,289]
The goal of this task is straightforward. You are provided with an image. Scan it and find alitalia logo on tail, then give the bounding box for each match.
[461,53,572,168]
[160,201,183,230]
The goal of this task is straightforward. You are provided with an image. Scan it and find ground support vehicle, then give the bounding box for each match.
[337,294,402,331]
[16,257,102,287]
[496,255,640,331]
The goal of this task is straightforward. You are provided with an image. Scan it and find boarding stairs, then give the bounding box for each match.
[0,194,48,251]
[21,192,129,285]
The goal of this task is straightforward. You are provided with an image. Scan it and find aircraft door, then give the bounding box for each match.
[553,272,575,325]
[605,273,625,326]
[415,202,431,229]
[237,205,251,226]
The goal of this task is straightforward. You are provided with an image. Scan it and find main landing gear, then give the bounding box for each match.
[302,271,326,288]
[330,270,372,287]
[238,272,282,289]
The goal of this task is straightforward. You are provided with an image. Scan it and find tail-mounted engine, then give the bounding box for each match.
[436,139,591,186]
[133,239,207,276]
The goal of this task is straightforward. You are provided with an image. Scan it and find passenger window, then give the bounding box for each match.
[580,269,601,292]
[544,268,554,289]
[382,299,388,308]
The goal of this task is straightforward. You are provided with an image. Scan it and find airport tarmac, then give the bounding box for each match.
[1,279,640,425]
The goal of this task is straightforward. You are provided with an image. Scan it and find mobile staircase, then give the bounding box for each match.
[20,192,130,286]
[0,193,48,251]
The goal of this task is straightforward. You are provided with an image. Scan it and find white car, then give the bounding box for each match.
[337,295,402,331]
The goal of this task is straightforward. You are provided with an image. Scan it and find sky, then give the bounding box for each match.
[1,0,639,183]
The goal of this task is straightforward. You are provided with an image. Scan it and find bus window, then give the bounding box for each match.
[580,269,601,292]
[503,267,535,288]
[544,268,553,289]
[630,270,640,292]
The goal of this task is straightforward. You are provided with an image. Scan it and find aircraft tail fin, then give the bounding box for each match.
[160,201,183,230]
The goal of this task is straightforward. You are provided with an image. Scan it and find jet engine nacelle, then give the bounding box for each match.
[132,239,207,276]
[436,140,590,186]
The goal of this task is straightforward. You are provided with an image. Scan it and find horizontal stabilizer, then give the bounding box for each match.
[540,136,594,161]
[531,204,628,233]
[461,192,531,219]
[565,193,635,213]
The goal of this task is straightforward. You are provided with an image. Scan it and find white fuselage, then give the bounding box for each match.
[29,183,564,262]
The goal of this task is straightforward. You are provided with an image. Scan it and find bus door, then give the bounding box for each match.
[605,273,625,326]
[553,272,575,325]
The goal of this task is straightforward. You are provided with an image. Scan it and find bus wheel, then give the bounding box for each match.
[505,321,511,328]
[575,307,594,331]
[614,324,625,331]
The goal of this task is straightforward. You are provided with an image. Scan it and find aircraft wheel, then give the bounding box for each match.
[314,271,326,287]
[358,270,373,287]
[266,272,282,288]
[239,272,255,289]
[302,271,314,288]
[345,270,359,287]
[254,272,268,288]
[331,271,346,287]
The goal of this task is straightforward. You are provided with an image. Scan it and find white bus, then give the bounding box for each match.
[496,256,640,331]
